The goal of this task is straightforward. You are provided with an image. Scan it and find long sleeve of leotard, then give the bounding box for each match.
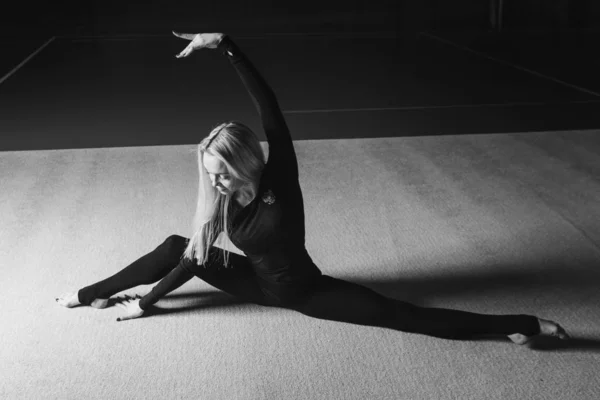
[217,35,299,180]
[138,261,195,310]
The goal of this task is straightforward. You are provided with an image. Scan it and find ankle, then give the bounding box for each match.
[90,298,109,309]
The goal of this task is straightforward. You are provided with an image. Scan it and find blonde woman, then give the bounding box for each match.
[57,32,569,345]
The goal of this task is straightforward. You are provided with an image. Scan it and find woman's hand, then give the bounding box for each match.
[173,32,224,58]
[115,294,145,321]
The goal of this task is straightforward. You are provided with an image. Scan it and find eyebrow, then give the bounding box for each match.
[205,168,229,176]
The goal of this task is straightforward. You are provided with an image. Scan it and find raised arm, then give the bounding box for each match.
[174,32,298,179]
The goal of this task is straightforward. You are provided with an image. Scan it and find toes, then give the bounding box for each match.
[57,292,71,301]
[57,291,85,308]
[542,319,570,340]
[56,297,72,307]
[56,292,73,305]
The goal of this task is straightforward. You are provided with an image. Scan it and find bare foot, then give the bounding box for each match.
[56,292,109,309]
[508,318,570,345]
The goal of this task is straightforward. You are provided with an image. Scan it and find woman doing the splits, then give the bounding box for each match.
[57,32,569,345]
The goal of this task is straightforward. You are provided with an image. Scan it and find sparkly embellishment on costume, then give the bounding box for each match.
[262,189,276,205]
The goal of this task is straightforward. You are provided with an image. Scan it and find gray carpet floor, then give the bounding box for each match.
[1,131,600,399]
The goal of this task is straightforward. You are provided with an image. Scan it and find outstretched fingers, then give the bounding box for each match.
[176,45,194,59]
[172,31,211,58]
[173,31,197,40]
[115,294,141,305]
[115,294,144,322]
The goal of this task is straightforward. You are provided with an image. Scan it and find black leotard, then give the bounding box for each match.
[220,34,322,292]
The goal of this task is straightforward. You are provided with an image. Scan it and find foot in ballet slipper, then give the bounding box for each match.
[56,291,109,309]
[508,318,570,345]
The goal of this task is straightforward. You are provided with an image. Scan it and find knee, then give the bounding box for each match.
[165,234,188,245]
[162,235,189,255]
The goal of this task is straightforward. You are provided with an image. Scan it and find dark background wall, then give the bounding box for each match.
[1,1,598,39]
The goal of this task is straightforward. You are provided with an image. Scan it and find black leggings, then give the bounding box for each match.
[79,235,540,340]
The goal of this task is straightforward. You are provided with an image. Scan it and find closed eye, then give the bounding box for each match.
[207,170,229,177]
[209,173,230,181]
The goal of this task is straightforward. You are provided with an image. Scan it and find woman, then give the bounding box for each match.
[57,32,569,345]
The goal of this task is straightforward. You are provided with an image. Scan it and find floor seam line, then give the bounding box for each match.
[419,31,600,98]
[0,37,55,87]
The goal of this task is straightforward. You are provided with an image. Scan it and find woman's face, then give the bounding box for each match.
[203,152,238,195]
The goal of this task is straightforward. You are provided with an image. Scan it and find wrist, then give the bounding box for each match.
[216,34,227,47]
[137,299,147,312]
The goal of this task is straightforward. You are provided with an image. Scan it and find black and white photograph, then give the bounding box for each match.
[1,1,599,399]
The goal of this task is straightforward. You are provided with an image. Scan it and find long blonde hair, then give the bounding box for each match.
[182,121,266,267]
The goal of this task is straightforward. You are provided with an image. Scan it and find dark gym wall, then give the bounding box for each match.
[1,1,598,39]
[47,0,412,36]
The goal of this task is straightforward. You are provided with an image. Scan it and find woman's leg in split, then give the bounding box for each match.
[76,235,191,305]
[138,244,269,310]
[184,247,268,306]
[289,275,542,341]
